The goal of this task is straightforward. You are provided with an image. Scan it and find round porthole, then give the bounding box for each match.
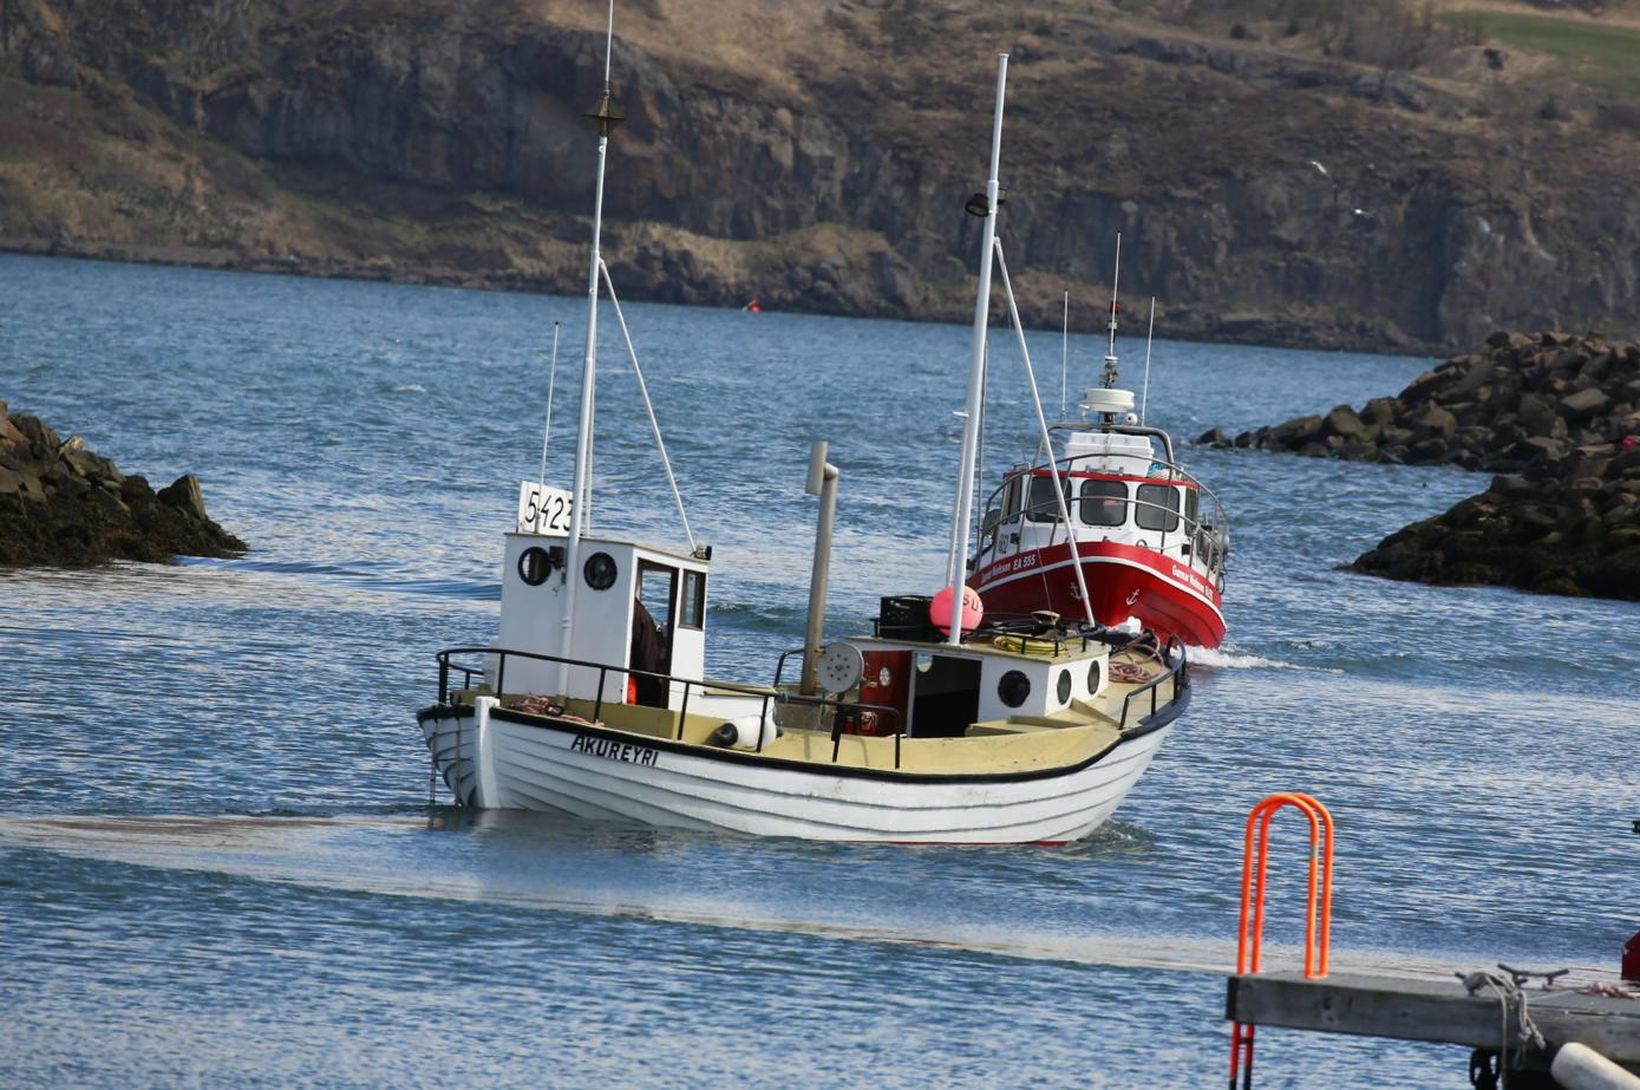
[998,669,1030,709]
[518,546,551,587]
[584,551,617,591]
[1057,669,1072,704]
[1087,660,1102,693]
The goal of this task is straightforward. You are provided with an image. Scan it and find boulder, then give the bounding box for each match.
[0,407,244,567]
[1560,386,1612,423]
[1196,426,1230,447]
[1516,392,1559,437]
[1271,414,1323,448]
[1405,401,1458,441]
[1323,404,1367,441]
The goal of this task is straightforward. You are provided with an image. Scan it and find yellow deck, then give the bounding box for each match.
[453,645,1177,778]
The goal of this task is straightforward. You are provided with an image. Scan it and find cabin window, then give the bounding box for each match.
[1078,479,1127,526]
[1184,488,1199,527]
[680,570,705,630]
[1136,483,1181,532]
[637,563,677,635]
[1001,477,1022,522]
[1024,475,1067,523]
[584,551,618,590]
[518,546,552,586]
[998,669,1031,708]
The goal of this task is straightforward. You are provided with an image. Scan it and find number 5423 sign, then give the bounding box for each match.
[517,481,572,536]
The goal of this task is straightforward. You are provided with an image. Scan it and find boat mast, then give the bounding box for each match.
[943,53,1008,647]
[561,0,623,679]
[537,321,561,486]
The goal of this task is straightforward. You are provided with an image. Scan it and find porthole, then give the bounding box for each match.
[518,546,551,587]
[1087,660,1102,693]
[998,669,1031,709]
[1056,669,1072,704]
[584,551,617,591]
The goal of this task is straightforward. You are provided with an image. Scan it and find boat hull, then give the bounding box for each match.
[417,703,1180,844]
[972,540,1226,648]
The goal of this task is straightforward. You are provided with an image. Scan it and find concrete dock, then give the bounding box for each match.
[1228,970,1640,1083]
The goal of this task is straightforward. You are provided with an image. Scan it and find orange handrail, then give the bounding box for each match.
[1228,793,1335,1090]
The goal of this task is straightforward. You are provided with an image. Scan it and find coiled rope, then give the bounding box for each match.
[1457,967,1548,1080]
[1108,631,1165,684]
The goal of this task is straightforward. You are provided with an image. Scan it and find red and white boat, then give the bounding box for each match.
[968,324,1230,648]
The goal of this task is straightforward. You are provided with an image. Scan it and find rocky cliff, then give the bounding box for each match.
[4,0,1640,352]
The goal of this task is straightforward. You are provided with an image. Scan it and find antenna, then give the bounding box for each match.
[1102,233,1121,389]
[537,322,561,486]
[1140,298,1156,425]
[1060,290,1069,418]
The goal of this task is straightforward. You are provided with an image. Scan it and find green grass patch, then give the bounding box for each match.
[1441,10,1640,96]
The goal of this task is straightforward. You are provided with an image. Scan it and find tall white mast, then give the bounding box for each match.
[943,53,1008,647]
[560,0,623,680]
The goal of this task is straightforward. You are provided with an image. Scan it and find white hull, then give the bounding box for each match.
[419,706,1173,844]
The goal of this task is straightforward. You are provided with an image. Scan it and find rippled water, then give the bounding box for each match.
[2,254,1635,1088]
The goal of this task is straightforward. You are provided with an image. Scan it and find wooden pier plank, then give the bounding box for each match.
[1227,972,1640,1065]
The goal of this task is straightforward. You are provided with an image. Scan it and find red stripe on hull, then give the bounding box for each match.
[971,541,1225,648]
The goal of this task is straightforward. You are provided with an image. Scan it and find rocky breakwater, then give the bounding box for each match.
[1200,332,1640,599]
[0,401,245,566]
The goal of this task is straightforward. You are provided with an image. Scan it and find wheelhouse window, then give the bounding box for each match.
[1025,474,1067,522]
[1136,483,1181,532]
[1078,479,1127,526]
[680,569,705,630]
[1001,477,1022,522]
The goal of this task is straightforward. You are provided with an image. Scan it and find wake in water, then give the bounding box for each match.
[1,813,1613,988]
[1188,645,1327,671]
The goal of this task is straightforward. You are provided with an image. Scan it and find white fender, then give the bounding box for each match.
[1552,1043,1640,1090]
[473,696,501,808]
[717,713,779,750]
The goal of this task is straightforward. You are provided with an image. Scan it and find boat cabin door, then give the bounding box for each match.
[631,561,676,707]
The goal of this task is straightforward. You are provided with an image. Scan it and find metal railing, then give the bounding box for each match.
[434,631,1182,769]
[434,645,905,765]
[1116,635,1190,734]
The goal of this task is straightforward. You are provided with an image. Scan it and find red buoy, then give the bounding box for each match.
[930,585,983,636]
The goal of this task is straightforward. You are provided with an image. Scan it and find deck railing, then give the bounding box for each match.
[434,645,907,765]
[1117,635,1190,735]
[434,631,1183,769]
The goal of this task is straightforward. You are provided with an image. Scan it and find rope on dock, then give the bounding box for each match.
[1458,968,1547,1072]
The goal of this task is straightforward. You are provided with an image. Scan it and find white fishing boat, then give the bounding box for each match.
[415,26,1189,844]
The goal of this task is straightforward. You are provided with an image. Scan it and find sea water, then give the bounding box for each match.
[1,253,1634,1088]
